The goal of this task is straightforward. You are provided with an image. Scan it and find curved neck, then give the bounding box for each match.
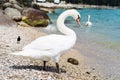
[88,16,90,22]
[56,11,76,38]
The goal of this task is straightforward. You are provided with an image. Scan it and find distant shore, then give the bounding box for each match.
[35,2,118,9]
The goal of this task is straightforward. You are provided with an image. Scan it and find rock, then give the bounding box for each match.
[9,0,18,4]
[13,3,23,11]
[18,21,31,27]
[0,10,17,27]
[2,2,12,9]
[22,8,50,27]
[4,7,22,21]
[0,0,7,4]
[40,7,55,13]
[67,58,79,65]
[3,2,23,11]
[32,4,40,10]
[86,71,91,75]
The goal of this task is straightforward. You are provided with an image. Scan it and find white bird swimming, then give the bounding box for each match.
[10,9,81,73]
[85,15,92,26]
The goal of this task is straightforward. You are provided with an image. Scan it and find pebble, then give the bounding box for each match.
[67,58,79,65]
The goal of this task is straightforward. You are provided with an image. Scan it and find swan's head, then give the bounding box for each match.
[69,9,81,25]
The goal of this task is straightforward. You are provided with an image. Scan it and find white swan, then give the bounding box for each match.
[10,9,81,73]
[85,15,92,26]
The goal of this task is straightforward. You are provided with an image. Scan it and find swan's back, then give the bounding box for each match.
[85,21,92,26]
[23,34,75,53]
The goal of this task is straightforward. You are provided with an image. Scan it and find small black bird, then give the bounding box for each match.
[17,36,21,44]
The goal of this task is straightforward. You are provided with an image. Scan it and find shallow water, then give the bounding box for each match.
[48,8,120,79]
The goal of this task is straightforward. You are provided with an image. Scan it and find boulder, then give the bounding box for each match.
[2,2,12,9]
[22,8,50,27]
[0,10,17,27]
[2,1,23,11]
[9,0,18,4]
[3,2,23,11]
[4,7,22,21]
[18,21,31,27]
[13,3,23,11]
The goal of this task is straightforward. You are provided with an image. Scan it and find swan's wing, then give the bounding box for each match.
[23,34,70,51]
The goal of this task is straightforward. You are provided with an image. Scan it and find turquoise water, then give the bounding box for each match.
[48,9,120,79]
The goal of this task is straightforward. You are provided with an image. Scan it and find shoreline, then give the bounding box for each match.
[35,2,118,9]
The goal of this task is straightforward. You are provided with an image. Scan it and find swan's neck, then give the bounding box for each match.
[56,11,76,38]
[88,16,90,22]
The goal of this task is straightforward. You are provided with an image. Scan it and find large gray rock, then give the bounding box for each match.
[2,2,12,9]
[22,8,50,27]
[13,3,23,11]
[3,2,23,11]
[9,0,18,4]
[4,7,22,21]
[0,10,17,27]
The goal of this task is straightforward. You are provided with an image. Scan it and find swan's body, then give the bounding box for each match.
[85,15,92,26]
[10,9,81,73]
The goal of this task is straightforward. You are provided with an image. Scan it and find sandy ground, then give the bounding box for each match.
[0,25,104,80]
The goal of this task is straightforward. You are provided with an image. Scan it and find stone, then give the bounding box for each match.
[0,10,17,27]
[18,21,31,27]
[9,0,18,4]
[2,2,12,9]
[22,8,50,27]
[67,58,79,65]
[2,1,23,11]
[86,71,91,75]
[4,7,22,21]
[13,3,23,11]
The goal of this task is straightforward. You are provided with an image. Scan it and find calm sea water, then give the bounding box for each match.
[47,8,120,79]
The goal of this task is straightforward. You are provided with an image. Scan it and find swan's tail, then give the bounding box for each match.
[9,50,34,57]
[9,51,28,56]
[10,50,52,61]
[9,50,48,58]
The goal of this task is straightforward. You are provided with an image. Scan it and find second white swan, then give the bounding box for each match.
[10,9,81,73]
[85,15,92,26]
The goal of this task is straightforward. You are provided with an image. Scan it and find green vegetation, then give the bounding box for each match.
[16,0,32,6]
[22,16,49,27]
[80,0,120,6]
[47,0,120,6]
[18,0,120,7]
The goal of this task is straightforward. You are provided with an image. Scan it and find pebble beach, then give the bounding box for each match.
[1,1,119,79]
[0,24,104,80]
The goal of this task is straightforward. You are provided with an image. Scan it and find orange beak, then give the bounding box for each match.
[76,15,81,25]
